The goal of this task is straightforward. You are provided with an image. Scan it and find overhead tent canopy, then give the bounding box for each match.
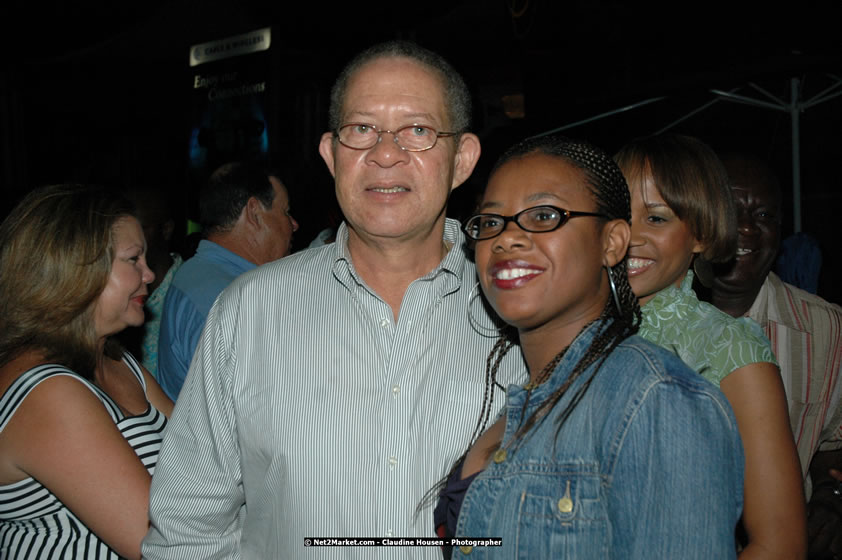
[533,74,842,233]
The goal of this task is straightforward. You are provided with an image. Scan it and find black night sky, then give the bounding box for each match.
[2,0,840,298]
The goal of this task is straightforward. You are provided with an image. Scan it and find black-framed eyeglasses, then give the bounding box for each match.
[335,123,457,152]
[462,205,608,241]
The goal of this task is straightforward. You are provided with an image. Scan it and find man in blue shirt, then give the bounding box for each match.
[157,161,299,400]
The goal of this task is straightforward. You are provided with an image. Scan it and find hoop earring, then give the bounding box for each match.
[467,282,506,337]
[605,266,622,316]
[692,256,714,288]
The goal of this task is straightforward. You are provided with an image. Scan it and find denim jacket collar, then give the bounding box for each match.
[506,316,611,415]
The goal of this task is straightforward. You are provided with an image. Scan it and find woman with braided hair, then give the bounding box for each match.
[434,134,744,558]
[615,134,806,559]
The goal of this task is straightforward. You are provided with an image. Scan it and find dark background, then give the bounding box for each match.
[1,0,840,300]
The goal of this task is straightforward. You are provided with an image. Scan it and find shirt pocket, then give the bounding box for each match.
[514,467,608,559]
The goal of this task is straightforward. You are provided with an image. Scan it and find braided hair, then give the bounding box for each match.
[419,135,639,514]
[488,134,641,451]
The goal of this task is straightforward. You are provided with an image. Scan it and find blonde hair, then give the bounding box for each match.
[0,184,135,378]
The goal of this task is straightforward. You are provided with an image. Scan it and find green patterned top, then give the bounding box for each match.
[639,270,777,387]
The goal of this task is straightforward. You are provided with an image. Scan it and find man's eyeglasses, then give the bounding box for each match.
[335,123,457,152]
[462,205,608,241]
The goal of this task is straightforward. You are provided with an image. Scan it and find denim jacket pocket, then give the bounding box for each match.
[457,461,610,559]
[512,467,608,557]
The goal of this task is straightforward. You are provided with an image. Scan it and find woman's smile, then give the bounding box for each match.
[475,153,610,335]
[489,259,545,289]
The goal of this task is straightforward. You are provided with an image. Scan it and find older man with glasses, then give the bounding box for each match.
[143,41,526,559]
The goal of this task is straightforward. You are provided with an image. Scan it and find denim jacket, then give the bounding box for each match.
[455,320,744,559]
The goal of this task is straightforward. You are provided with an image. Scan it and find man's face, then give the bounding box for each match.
[318,56,479,245]
[712,164,781,296]
[254,176,298,265]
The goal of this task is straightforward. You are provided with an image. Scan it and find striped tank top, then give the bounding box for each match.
[0,353,167,558]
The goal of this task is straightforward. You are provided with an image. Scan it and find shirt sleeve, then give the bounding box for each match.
[157,286,209,401]
[607,379,744,559]
[819,395,842,451]
[727,317,778,369]
[816,328,842,451]
[143,289,245,560]
[692,316,777,387]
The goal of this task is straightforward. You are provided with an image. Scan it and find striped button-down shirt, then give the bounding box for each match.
[748,272,842,497]
[143,219,526,559]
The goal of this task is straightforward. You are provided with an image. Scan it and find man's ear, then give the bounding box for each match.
[450,132,481,191]
[318,132,337,178]
[602,219,631,268]
[244,196,264,230]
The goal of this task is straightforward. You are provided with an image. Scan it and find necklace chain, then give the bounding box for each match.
[523,345,569,390]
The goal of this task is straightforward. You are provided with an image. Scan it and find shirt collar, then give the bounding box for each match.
[748,272,798,330]
[644,269,695,315]
[331,218,467,288]
[510,318,611,404]
[197,239,256,274]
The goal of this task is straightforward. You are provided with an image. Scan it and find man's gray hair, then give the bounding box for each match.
[328,41,472,134]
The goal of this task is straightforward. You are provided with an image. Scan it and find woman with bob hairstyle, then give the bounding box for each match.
[0,184,173,559]
[434,134,744,558]
[615,133,806,559]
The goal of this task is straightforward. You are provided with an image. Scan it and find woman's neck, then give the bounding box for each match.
[518,315,598,384]
[93,338,109,385]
